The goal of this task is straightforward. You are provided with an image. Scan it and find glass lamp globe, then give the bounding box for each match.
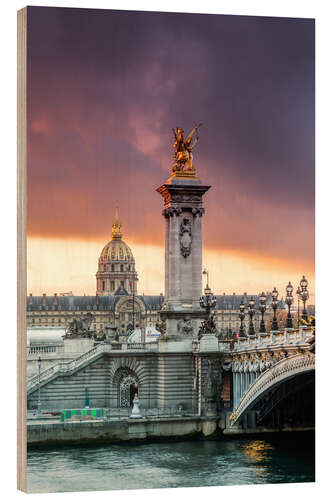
[259,292,266,305]
[300,276,308,290]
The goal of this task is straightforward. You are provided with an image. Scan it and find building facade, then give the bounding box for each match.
[27,210,277,336]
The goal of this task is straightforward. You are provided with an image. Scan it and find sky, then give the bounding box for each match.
[27,7,315,300]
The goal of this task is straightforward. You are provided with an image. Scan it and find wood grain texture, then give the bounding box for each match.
[17,6,27,493]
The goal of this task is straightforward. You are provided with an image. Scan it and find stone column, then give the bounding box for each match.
[157,178,210,341]
[164,214,169,302]
[192,211,203,309]
[168,210,181,308]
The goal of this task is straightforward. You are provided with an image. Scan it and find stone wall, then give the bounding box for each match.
[28,351,195,412]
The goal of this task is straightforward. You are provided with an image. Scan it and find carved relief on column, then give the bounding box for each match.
[179,217,192,258]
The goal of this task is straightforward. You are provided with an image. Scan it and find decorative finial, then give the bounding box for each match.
[111,205,122,240]
[171,123,202,179]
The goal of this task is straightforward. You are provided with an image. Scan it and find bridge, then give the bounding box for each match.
[27,325,315,432]
[224,326,315,430]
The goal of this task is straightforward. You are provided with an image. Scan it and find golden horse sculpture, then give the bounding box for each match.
[172,123,202,176]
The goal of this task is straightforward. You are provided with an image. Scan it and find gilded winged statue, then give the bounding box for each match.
[172,123,202,172]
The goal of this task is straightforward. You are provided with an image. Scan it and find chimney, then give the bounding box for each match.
[42,293,46,306]
[29,293,33,305]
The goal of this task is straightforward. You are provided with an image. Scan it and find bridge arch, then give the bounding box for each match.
[231,353,315,426]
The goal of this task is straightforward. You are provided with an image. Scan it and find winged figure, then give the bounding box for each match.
[172,123,202,172]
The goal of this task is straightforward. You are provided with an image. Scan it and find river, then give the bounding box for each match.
[27,432,315,493]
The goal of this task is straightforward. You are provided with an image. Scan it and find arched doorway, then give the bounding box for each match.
[113,367,139,408]
[119,375,138,407]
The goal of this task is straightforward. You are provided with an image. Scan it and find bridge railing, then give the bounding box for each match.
[231,327,312,352]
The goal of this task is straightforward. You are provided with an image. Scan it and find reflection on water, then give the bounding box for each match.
[27,432,315,493]
[242,440,275,479]
[242,440,274,462]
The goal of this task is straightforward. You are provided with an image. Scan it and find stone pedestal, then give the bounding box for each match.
[130,394,142,419]
[200,334,219,352]
[158,339,193,353]
[63,337,93,354]
[157,176,210,340]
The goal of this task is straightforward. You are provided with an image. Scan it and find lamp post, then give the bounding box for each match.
[299,275,309,322]
[296,286,301,327]
[37,356,42,418]
[248,296,256,336]
[199,282,217,336]
[271,287,279,331]
[239,301,246,337]
[200,284,217,317]
[285,282,294,329]
[259,292,267,333]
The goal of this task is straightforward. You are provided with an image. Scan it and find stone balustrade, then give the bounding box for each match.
[27,341,159,394]
[27,345,65,357]
[231,327,312,353]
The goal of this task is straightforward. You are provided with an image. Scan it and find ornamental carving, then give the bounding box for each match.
[232,352,279,374]
[63,312,94,339]
[177,316,194,337]
[162,207,182,218]
[155,317,166,337]
[172,194,202,204]
[179,218,192,257]
[192,207,205,217]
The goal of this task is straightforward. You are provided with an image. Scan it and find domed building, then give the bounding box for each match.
[96,207,138,296]
[26,207,275,338]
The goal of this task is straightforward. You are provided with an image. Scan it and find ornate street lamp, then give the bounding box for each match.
[259,292,267,333]
[248,296,256,336]
[296,286,301,327]
[271,287,279,331]
[239,301,246,337]
[285,282,294,329]
[199,282,217,336]
[37,356,42,418]
[299,275,309,322]
[199,284,217,316]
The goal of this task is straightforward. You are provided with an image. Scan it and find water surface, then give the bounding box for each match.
[27,432,315,493]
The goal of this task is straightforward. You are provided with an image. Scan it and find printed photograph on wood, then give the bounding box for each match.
[22,6,315,493]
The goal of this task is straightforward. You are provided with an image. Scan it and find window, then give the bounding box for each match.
[111,281,115,291]
[120,264,124,272]
[121,280,125,287]
[111,264,115,272]
[102,281,105,291]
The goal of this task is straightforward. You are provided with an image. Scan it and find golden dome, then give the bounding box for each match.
[99,206,134,262]
[99,239,134,262]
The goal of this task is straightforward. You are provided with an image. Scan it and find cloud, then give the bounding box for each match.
[26,6,315,273]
